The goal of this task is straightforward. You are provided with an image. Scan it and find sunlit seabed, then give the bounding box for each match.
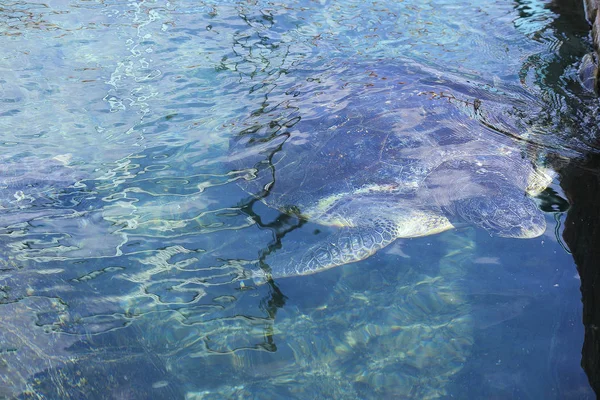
[0,0,595,398]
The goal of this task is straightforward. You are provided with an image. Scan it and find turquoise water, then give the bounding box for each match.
[0,0,596,398]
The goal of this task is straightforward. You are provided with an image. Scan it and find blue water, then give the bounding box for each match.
[0,0,596,398]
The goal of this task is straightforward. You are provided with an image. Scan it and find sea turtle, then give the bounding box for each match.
[232,59,553,281]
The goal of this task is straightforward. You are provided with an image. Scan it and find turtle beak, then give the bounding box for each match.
[498,210,546,239]
[513,217,546,238]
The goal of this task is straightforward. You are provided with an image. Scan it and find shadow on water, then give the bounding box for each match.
[561,155,600,396]
[237,197,302,352]
[539,0,600,396]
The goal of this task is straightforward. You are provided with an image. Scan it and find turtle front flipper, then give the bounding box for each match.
[253,210,454,282]
[266,225,396,280]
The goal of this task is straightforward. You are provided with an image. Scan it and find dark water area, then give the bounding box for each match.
[1,0,599,399]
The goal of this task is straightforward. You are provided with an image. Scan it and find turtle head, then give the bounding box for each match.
[451,186,546,238]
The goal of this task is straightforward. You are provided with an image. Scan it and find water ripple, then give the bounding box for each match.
[0,0,595,398]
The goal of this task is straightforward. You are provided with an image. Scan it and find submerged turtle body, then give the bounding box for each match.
[233,60,552,279]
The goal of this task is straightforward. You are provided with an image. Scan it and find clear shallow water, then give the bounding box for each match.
[0,0,596,399]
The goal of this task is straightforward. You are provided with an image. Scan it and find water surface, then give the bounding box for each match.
[0,0,596,398]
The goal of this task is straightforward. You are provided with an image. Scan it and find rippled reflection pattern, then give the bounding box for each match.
[0,0,594,399]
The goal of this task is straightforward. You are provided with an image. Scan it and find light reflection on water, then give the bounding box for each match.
[0,0,595,398]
